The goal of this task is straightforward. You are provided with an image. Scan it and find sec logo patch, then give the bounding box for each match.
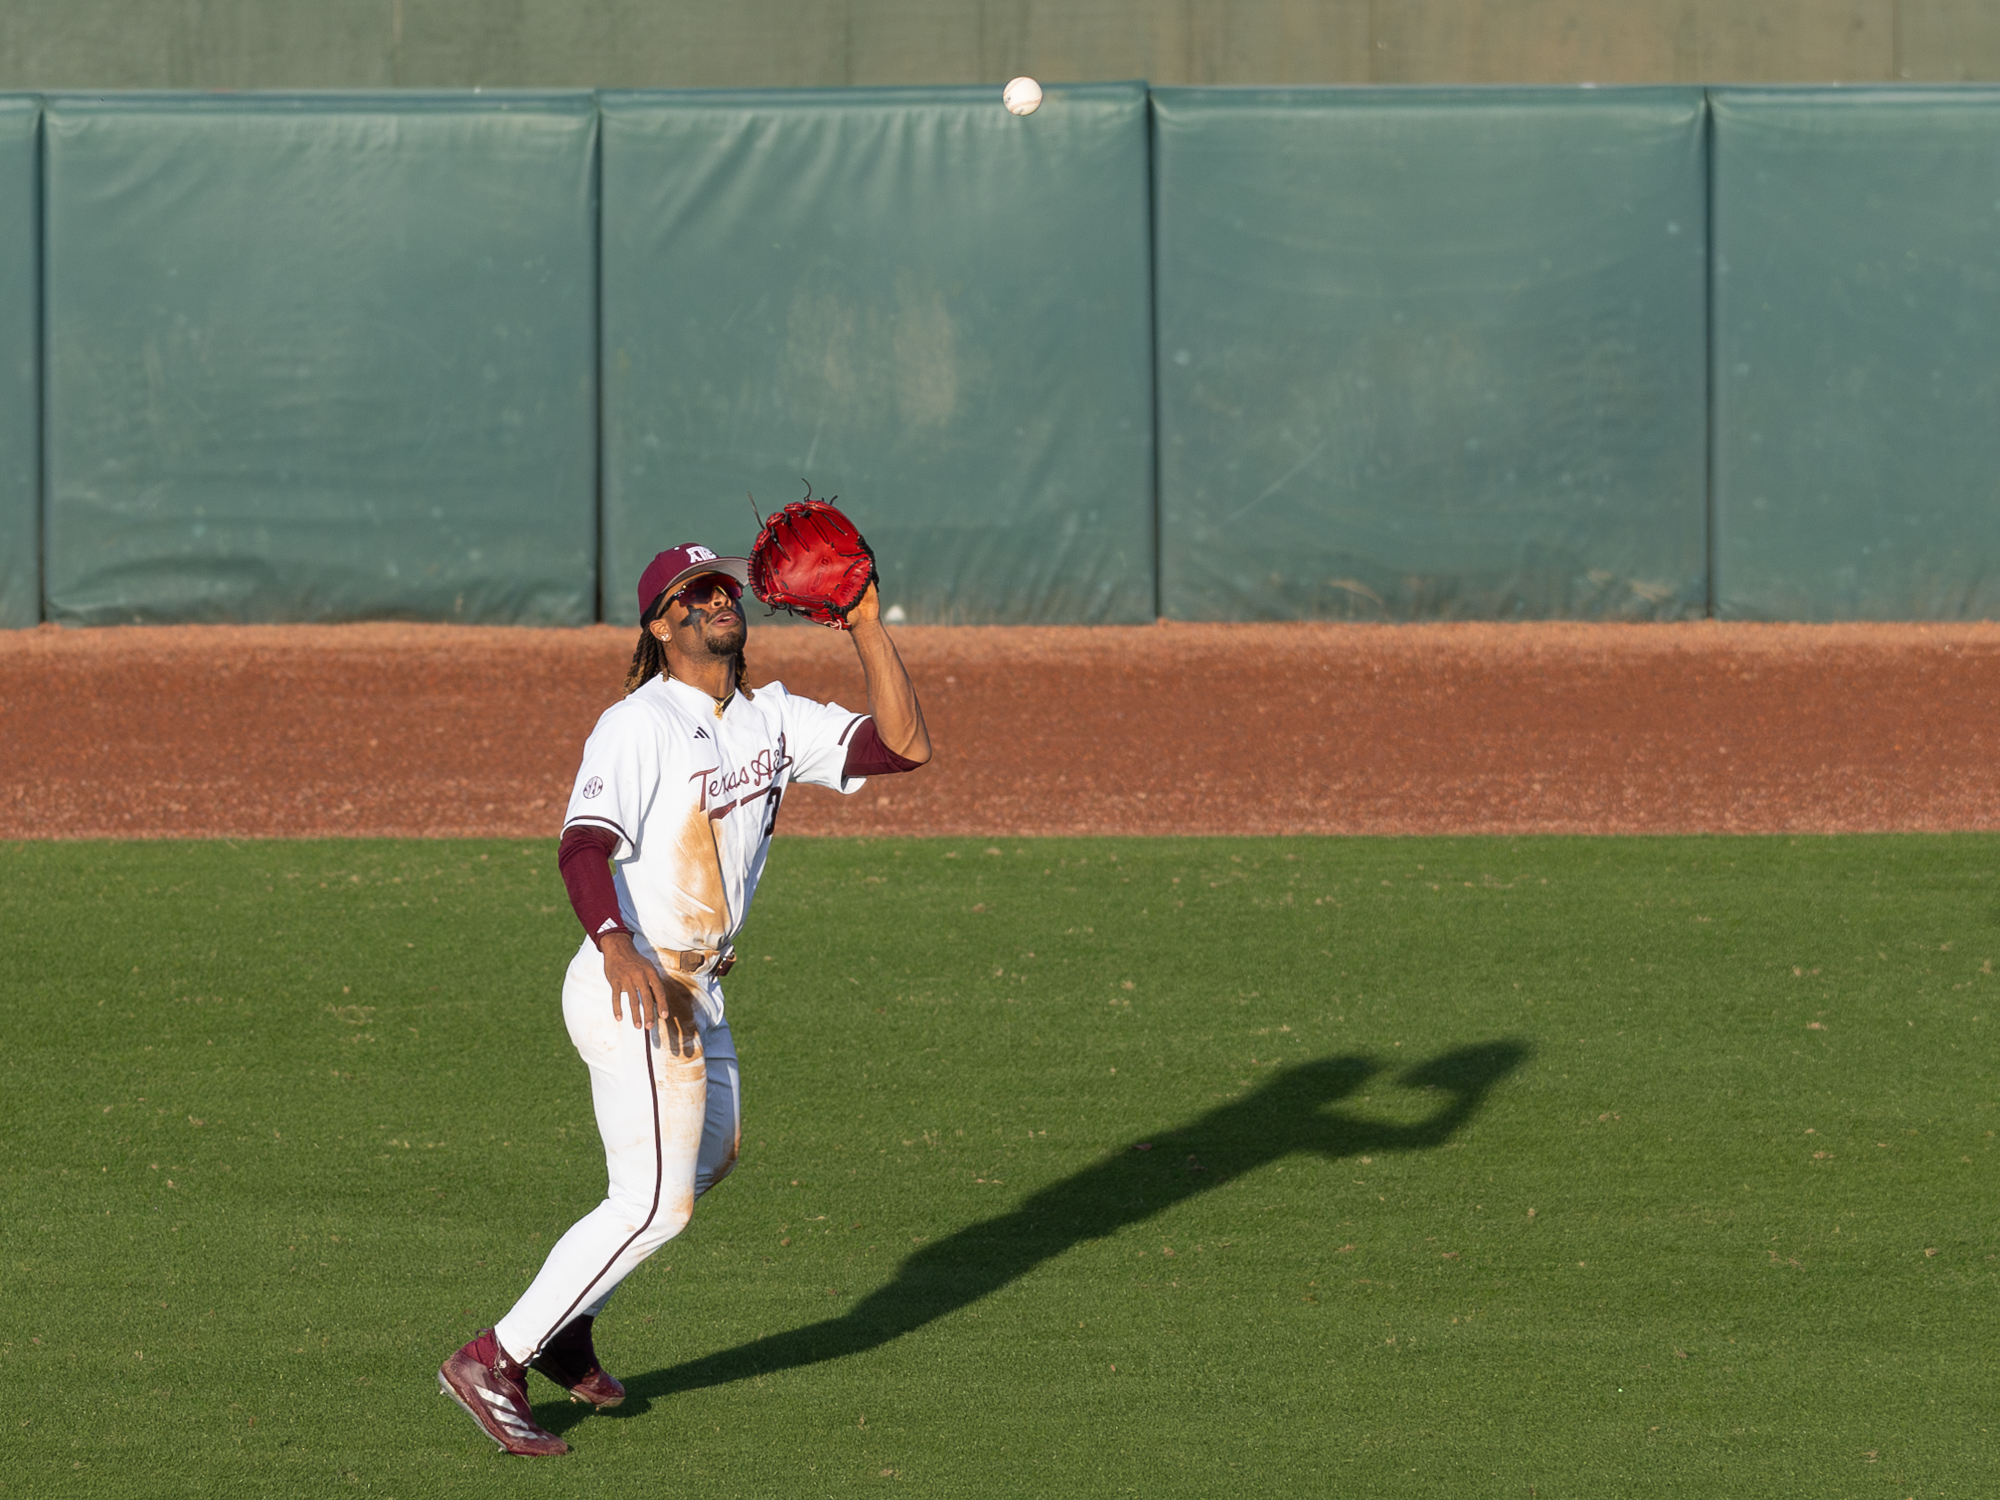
[583,777,604,798]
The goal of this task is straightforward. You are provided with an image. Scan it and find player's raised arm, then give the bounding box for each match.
[845,581,931,765]
[746,492,931,769]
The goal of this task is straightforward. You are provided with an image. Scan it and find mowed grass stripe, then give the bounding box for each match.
[0,836,1992,1499]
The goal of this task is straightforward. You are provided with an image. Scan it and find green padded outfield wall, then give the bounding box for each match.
[43,93,597,626]
[600,85,1154,626]
[1153,87,1708,621]
[0,98,35,628]
[1712,89,2000,621]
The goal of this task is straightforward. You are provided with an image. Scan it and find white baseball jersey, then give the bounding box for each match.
[561,673,867,1024]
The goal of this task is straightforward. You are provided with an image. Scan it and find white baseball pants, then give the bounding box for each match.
[493,940,741,1365]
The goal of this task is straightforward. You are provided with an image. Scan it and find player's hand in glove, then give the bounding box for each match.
[846,578,883,626]
[748,489,877,630]
[600,933,699,1056]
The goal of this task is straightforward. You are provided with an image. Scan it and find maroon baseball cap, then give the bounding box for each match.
[637,544,751,617]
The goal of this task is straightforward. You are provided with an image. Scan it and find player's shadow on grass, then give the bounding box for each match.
[570,1038,1527,1418]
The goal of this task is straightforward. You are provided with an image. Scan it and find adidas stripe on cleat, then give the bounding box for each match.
[438,1329,568,1457]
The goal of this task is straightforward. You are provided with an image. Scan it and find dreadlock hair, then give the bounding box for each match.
[622,605,666,697]
[622,594,754,701]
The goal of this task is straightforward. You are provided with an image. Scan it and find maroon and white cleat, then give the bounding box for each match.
[531,1315,626,1408]
[438,1329,569,1456]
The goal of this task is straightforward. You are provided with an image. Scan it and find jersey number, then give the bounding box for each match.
[762,786,783,842]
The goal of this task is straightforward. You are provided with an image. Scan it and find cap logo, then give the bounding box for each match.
[687,545,716,563]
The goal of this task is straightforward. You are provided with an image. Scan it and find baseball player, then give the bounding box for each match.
[438,540,930,1456]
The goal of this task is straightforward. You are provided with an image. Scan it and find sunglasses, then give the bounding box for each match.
[667,574,743,611]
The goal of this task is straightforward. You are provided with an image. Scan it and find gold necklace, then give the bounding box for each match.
[664,667,734,718]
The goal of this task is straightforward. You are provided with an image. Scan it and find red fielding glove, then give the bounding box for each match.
[748,496,877,630]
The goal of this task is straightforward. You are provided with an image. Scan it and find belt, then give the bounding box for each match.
[659,946,736,978]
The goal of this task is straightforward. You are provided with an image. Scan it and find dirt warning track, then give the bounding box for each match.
[4,620,2000,840]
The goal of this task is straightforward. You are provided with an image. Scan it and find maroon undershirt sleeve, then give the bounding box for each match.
[558,824,627,947]
[842,717,925,779]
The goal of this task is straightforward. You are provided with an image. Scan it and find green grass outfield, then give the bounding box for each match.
[1,835,1993,1498]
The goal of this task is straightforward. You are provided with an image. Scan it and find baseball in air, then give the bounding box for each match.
[1003,77,1043,116]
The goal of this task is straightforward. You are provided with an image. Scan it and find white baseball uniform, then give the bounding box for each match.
[491,671,869,1366]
